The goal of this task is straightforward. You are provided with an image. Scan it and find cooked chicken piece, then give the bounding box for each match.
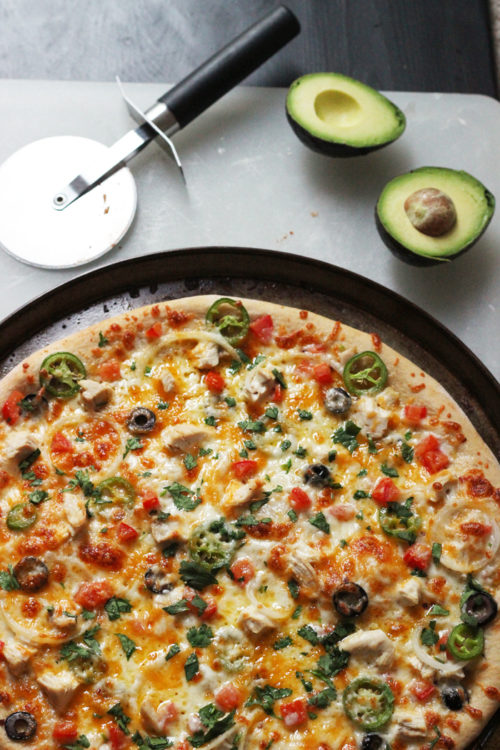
[239,609,277,639]
[243,368,276,404]
[2,640,37,676]
[341,628,395,670]
[192,341,220,370]
[63,492,87,532]
[160,370,177,394]
[79,379,112,409]
[287,554,318,596]
[351,397,390,440]
[151,516,185,545]
[223,478,263,510]
[394,711,428,741]
[162,423,211,453]
[376,386,400,410]
[37,669,80,712]
[4,431,38,468]
[397,578,422,607]
[48,600,80,630]
[141,696,177,734]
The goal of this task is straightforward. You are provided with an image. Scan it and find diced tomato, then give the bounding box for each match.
[289,487,312,512]
[141,490,160,512]
[0,640,4,655]
[414,434,439,457]
[330,503,356,521]
[205,371,225,394]
[51,431,74,453]
[273,384,284,403]
[98,359,121,382]
[250,314,274,344]
[280,697,308,727]
[215,683,242,712]
[107,723,130,750]
[2,390,24,426]
[230,558,255,586]
[231,460,258,480]
[53,720,78,744]
[146,321,162,339]
[410,680,436,702]
[403,543,432,571]
[404,403,428,424]
[420,449,450,474]
[116,522,139,543]
[74,579,114,609]
[312,362,333,386]
[371,477,400,505]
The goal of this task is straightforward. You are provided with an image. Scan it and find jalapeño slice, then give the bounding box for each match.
[343,677,394,731]
[378,500,422,544]
[7,502,38,531]
[343,351,388,396]
[205,297,250,346]
[39,352,86,398]
[96,477,136,507]
[188,523,237,571]
[447,623,484,660]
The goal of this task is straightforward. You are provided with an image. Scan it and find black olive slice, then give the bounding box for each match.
[13,557,49,592]
[303,463,331,486]
[145,565,174,594]
[127,407,156,434]
[332,581,369,617]
[324,387,352,414]
[441,684,468,711]
[361,734,384,750]
[462,591,498,626]
[5,711,37,741]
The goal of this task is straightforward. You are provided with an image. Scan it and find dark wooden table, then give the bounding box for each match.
[0,0,497,97]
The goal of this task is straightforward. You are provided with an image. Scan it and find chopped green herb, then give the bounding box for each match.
[163,599,190,615]
[187,624,213,648]
[123,436,143,459]
[247,354,266,370]
[265,406,279,420]
[98,332,109,347]
[357,468,368,477]
[239,448,248,459]
[281,458,292,473]
[157,401,169,410]
[309,511,330,534]
[272,369,287,389]
[164,482,201,511]
[273,424,283,433]
[332,421,360,453]
[429,726,442,750]
[244,439,257,451]
[184,652,199,681]
[297,409,313,421]
[179,561,218,590]
[367,434,378,454]
[130,361,136,371]
[287,579,300,600]
[235,514,271,528]
[166,643,181,661]
[273,635,293,650]
[105,597,132,621]
[188,704,235,748]
[162,540,180,558]
[198,447,212,457]
[432,542,442,564]
[296,670,313,692]
[308,686,336,709]
[428,604,450,616]
[144,366,152,377]
[81,609,96,621]
[339,539,348,548]
[401,441,414,463]
[0,565,19,591]
[420,621,439,647]
[287,509,298,523]
[381,462,399,477]
[204,416,217,427]
[184,453,198,470]
[28,489,49,505]
[293,446,307,458]
[131,731,172,750]
[404,430,412,441]
[228,359,242,374]
[411,569,427,577]
[245,684,292,717]
[238,419,266,433]
[353,489,369,499]
[291,604,302,620]
[116,633,136,660]
[297,624,319,646]
[328,450,337,462]
[107,702,131,735]
[224,396,236,407]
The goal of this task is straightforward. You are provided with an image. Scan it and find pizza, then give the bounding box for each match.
[0,294,499,750]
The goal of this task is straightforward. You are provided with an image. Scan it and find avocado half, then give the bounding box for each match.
[286,72,406,157]
[376,167,495,266]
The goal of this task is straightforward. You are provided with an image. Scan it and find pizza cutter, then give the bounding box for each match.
[0,5,300,269]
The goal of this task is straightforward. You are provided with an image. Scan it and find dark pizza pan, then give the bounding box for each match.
[0,246,498,749]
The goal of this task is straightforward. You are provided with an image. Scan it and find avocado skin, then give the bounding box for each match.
[286,111,402,158]
[375,169,495,266]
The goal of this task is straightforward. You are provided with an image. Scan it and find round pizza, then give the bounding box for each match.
[0,294,499,750]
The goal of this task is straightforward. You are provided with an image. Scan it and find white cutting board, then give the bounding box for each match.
[0,80,498,378]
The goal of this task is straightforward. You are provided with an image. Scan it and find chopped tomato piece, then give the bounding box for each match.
[107,723,129,750]
[404,403,428,424]
[51,431,74,453]
[205,371,225,394]
[420,449,449,474]
[280,697,308,727]
[273,384,284,403]
[371,477,400,505]
[231,460,258,480]
[141,490,160,512]
[215,683,242,712]
[414,434,440,457]
[230,558,255,586]
[74,579,114,609]
[312,362,333,385]
[2,390,24,425]
[403,543,432,571]
[98,359,121,382]
[410,680,436,702]
[250,314,274,344]
[289,487,312,512]
[53,720,78,743]
[117,522,139,543]
[146,321,162,339]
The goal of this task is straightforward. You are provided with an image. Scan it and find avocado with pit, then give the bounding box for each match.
[376,167,495,266]
[286,72,406,157]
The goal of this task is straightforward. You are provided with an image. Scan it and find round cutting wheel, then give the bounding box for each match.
[0,136,137,268]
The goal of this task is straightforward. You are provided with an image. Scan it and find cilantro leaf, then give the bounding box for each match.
[187,624,213,648]
[0,565,20,591]
[188,704,235,748]
[184,652,199,681]
[131,731,173,750]
[432,542,442,564]
[116,633,136,660]
[179,561,218,590]
[401,441,414,463]
[297,624,319,646]
[287,579,300,600]
[238,419,266,433]
[107,703,131,735]
[272,369,287,389]
[98,332,109,347]
[273,635,293,650]
[165,482,201,511]
[28,489,49,505]
[245,685,293,716]
[309,512,330,534]
[381,462,399,477]
[123,437,143,459]
[332,421,360,453]
[105,596,132,621]
[420,621,439,647]
[165,643,181,661]
[184,453,198,470]
[297,409,313,421]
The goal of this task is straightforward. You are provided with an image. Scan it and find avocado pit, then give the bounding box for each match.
[404,187,457,237]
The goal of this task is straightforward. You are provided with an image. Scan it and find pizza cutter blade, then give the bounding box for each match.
[0,5,300,269]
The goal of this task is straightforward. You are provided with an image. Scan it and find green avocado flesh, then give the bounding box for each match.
[286,73,406,153]
[376,167,495,261]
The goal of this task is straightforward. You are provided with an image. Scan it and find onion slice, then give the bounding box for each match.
[410,626,464,677]
[432,502,499,572]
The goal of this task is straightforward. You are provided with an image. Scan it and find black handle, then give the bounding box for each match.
[159,5,300,129]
